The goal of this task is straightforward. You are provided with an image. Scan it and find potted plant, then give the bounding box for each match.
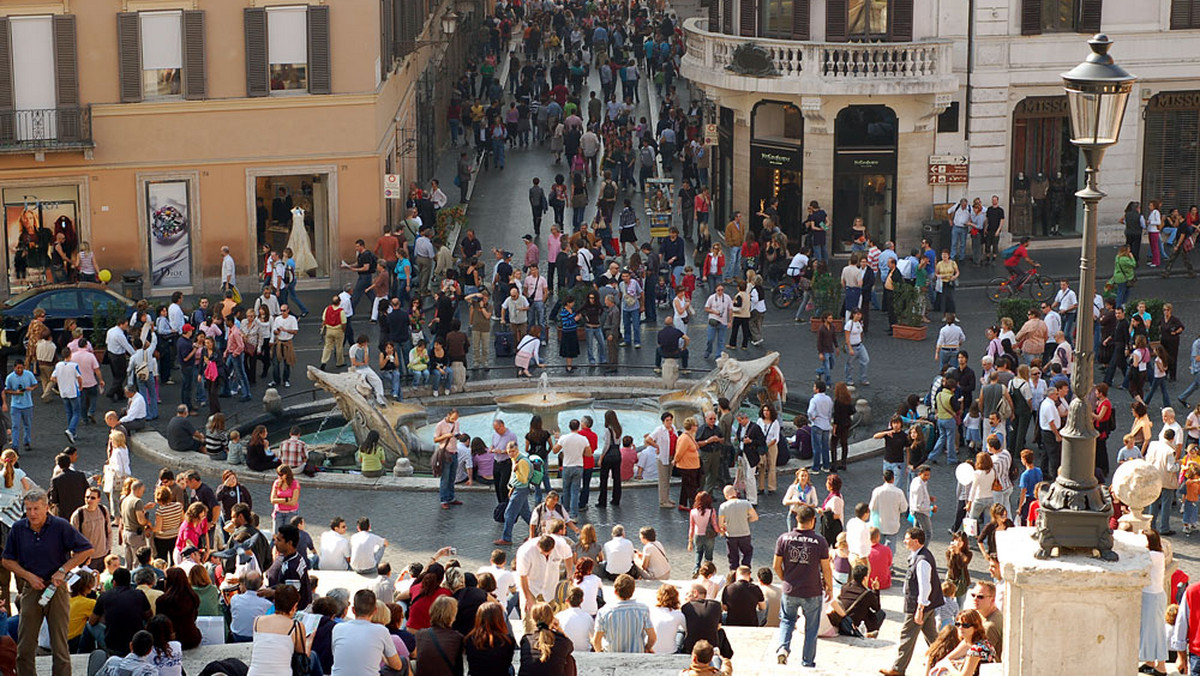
[808,271,844,333]
[436,204,467,245]
[89,299,126,362]
[891,281,927,341]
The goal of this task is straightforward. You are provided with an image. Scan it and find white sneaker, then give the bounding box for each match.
[433,390,439,398]
[776,650,788,665]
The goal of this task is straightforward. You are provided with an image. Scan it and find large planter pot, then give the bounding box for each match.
[810,318,845,333]
[891,324,927,341]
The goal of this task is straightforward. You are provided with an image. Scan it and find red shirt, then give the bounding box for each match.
[580,428,598,470]
[866,543,893,590]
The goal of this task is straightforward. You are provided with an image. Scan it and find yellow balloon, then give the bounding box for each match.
[98,269,112,283]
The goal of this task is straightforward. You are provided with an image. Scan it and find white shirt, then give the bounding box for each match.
[601,537,635,575]
[557,432,590,467]
[868,483,909,535]
[105,325,135,356]
[937,324,966,349]
[516,538,566,601]
[909,475,932,515]
[646,424,676,466]
[640,542,671,579]
[807,393,833,431]
[1043,311,1062,338]
[120,392,147,423]
[167,303,186,333]
[51,360,81,399]
[430,187,448,209]
[787,252,809,276]
[575,573,603,615]
[1054,288,1078,314]
[1160,422,1185,453]
[348,531,386,571]
[1038,397,1061,432]
[103,446,131,492]
[704,293,733,326]
[648,606,686,654]
[478,564,516,605]
[318,531,351,570]
[845,517,871,558]
[331,618,398,676]
[845,320,864,347]
[635,448,658,479]
[556,607,594,652]
[271,315,299,342]
[221,254,236,286]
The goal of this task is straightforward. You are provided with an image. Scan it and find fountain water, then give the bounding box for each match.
[658,352,783,418]
[495,372,594,435]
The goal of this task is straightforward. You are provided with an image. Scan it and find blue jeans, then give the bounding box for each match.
[812,243,828,263]
[62,396,81,436]
[562,466,584,517]
[229,355,251,401]
[529,300,545,328]
[704,324,728,360]
[81,384,99,420]
[1180,371,1200,403]
[1115,282,1130,308]
[817,352,835,387]
[810,428,830,472]
[586,327,605,364]
[579,467,594,508]
[930,418,957,463]
[1151,488,1174,532]
[622,309,641,346]
[179,364,196,407]
[692,535,715,574]
[280,281,309,315]
[844,344,868,383]
[381,370,402,398]
[883,461,907,495]
[725,248,741,281]
[938,347,958,370]
[951,226,968,261]
[411,369,430,387]
[503,486,532,541]
[776,594,822,667]
[432,366,453,392]
[439,453,457,504]
[137,378,158,421]
[449,118,462,145]
[1189,653,1200,676]
[1147,372,1171,409]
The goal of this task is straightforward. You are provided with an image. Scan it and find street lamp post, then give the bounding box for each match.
[1034,34,1136,561]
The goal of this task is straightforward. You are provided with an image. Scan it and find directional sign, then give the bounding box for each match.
[384,174,401,199]
[705,123,718,145]
[928,155,969,185]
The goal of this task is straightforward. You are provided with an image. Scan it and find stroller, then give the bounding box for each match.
[654,265,673,311]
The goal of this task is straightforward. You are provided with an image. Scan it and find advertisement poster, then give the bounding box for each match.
[5,199,76,287]
[147,180,191,288]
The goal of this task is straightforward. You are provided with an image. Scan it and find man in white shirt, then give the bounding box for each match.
[601,525,637,579]
[228,572,273,641]
[318,517,351,570]
[104,319,136,401]
[220,245,237,291]
[635,527,671,580]
[119,385,147,433]
[51,348,83,443]
[1147,430,1182,535]
[331,589,406,676]
[270,304,299,387]
[553,419,591,518]
[556,587,594,652]
[1038,388,1064,477]
[634,446,658,481]
[702,285,733,361]
[348,517,387,575]
[908,465,935,540]
[1161,407,1185,456]
[868,471,909,555]
[1040,302,1062,364]
[643,412,678,508]
[807,381,834,473]
[478,549,517,609]
[1052,279,1078,339]
[516,535,568,632]
[845,502,872,565]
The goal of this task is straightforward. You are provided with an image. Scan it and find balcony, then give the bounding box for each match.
[681,17,957,98]
[0,106,94,154]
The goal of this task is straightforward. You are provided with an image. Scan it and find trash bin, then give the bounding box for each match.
[121,270,144,301]
[922,219,950,253]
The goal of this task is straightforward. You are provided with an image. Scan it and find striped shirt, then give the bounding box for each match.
[595,599,652,653]
[560,307,578,331]
[154,501,184,539]
[278,437,309,469]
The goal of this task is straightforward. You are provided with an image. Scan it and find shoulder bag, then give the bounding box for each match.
[289,620,311,676]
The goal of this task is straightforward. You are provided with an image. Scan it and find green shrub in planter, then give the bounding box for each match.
[996,298,1040,328]
[893,282,924,328]
[1125,297,1164,342]
[811,272,843,317]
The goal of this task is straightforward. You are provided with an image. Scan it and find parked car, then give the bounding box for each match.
[1,283,136,370]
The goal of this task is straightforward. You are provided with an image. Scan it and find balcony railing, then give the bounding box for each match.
[681,17,956,97]
[0,106,94,153]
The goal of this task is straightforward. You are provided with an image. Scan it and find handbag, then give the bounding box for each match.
[289,620,311,676]
[963,516,979,537]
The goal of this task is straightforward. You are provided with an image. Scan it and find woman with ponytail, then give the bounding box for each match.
[0,449,32,500]
[518,602,576,676]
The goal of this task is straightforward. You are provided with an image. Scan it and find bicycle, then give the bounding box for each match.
[986,266,1051,302]
[771,276,809,310]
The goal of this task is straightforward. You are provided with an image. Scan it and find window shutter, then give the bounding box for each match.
[244,7,268,97]
[307,5,331,95]
[1077,0,1102,33]
[182,10,207,100]
[792,0,810,39]
[0,18,14,145]
[52,15,78,107]
[393,0,405,57]
[721,0,733,33]
[1021,0,1043,35]
[708,0,720,33]
[117,12,142,103]
[739,0,756,36]
[826,0,848,42]
[888,0,913,41]
[1170,0,1191,29]
[380,0,393,79]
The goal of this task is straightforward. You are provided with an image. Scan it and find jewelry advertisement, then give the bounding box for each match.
[147,180,191,288]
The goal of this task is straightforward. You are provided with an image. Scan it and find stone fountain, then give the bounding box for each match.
[493,372,594,435]
[306,366,427,468]
[658,352,782,419]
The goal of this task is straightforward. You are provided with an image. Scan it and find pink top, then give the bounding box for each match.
[619,446,637,481]
[273,479,300,516]
[548,233,562,261]
[175,517,209,552]
[688,508,717,540]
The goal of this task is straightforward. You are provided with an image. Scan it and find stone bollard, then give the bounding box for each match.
[393,457,414,477]
[262,388,283,416]
[661,358,680,389]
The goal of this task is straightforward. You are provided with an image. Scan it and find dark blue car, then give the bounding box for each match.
[1,283,135,368]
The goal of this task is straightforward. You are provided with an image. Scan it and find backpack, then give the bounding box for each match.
[527,455,545,486]
[602,181,616,202]
[702,508,718,539]
[640,146,655,166]
[283,265,296,286]
[1000,243,1019,259]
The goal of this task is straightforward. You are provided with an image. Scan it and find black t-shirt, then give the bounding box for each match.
[985,206,1005,233]
[460,236,482,261]
[720,580,764,627]
[657,325,685,357]
[681,599,723,654]
[357,250,378,276]
[94,586,151,653]
[881,430,907,464]
[166,416,197,451]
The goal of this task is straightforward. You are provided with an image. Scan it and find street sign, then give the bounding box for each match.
[705,123,718,145]
[928,155,969,185]
[383,174,401,199]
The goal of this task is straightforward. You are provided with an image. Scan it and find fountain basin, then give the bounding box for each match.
[494,391,595,434]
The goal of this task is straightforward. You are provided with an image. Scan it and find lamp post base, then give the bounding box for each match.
[1033,497,1117,561]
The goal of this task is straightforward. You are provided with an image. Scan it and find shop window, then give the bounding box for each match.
[761,0,795,37]
[3,186,81,288]
[268,6,309,92]
[140,11,182,98]
[257,175,329,279]
[848,0,887,39]
[937,102,960,134]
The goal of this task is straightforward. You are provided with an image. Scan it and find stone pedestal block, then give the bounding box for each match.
[661,358,680,389]
[996,527,1149,676]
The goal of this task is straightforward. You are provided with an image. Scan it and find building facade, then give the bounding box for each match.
[682,0,1200,251]
[0,0,476,296]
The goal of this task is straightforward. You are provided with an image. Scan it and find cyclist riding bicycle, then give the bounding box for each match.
[1003,236,1039,284]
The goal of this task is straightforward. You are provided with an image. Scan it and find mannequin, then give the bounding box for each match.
[1048,170,1068,236]
[1013,171,1031,236]
[1031,171,1050,236]
[286,206,319,276]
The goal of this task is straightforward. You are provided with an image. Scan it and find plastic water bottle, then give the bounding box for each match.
[37,583,56,608]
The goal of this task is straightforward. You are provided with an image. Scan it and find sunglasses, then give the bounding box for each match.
[971,593,991,599]
[955,622,973,628]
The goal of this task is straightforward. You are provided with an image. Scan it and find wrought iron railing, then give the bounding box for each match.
[0,106,94,151]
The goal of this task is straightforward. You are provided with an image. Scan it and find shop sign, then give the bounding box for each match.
[383,174,401,199]
[928,154,969,185]
[1013,96,1069,118]
[1149,91,1200,111]
[146,181,192,288]
[751,144,802,171]
[834,153,896,174]
[705,123,718,146]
